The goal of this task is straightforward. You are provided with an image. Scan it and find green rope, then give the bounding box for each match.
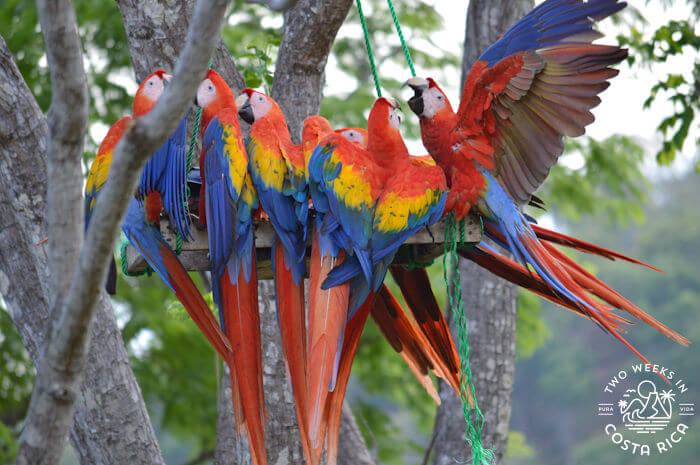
[387,0,492,457]
[175,57,214,255]
[443,212,493,465]
[355,0,382,97]
[120,238,152,277]
[386,0,416,77]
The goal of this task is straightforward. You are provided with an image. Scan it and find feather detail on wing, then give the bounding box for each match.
[137,112,192,238]
[455,0,627,205]
[85,116,131,226]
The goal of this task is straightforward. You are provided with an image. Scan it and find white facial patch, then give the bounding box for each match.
[388,108,401,129]
[196,78,217,108]
[142,75,165,101]
[250,92,272,120]
[421,86,447,120]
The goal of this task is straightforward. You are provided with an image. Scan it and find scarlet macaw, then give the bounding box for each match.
[237,89,314,462]
[85,70,230,358]
[194,70,268,465]
[307,97,447,465]
[403,0,689,359]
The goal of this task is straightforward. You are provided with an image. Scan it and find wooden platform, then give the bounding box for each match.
[125,215,482,279]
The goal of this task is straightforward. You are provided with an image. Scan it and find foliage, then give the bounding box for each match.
[617,1,700,168]
[509,173,700,465]
[113,270,220,461]
[542,135,648,225]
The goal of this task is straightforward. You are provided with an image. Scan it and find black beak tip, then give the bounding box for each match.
[193,96,199,107]
[407,95,424,116]
[238,103,255,125]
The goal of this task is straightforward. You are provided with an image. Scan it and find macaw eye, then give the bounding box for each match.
[257,95,264,102]
[148,81,154,86]
[208,85,213,91]
[436,94,443,100]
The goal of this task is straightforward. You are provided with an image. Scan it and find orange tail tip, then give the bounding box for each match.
[159,242,231,360]
[518,233,664,371]
[371,285,441,404]
[326,295,373,465]
[221,262,267,465]
[273,240,313,463]
[531,224,663,273]
[307,231,349,454]
[541,240,689,347]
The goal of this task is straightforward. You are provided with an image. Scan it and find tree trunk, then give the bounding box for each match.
[431,1,532,464]
[0,35,166,465]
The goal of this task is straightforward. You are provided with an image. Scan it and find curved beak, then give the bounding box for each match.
[403,77,428,116]
[238,96,254,124]
[163,73,173,85]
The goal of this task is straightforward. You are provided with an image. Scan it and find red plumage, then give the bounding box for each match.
[220,261,267,465]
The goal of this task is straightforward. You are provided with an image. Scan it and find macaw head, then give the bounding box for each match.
[195,69,235,133]
[336,127,368,148]
[367,97,408,164]
[237,89,285,128]
[403,77,454,121]
[302,115,333,162]
[132,70,172,118]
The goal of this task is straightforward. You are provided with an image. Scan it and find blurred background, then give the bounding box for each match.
[0,0,697,463]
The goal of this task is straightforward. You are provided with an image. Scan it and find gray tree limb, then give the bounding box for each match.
[15,0,232,463]
[0,34,166,465]
[431,2,533,464]
[271,0,353,141]
[37,0,88,316]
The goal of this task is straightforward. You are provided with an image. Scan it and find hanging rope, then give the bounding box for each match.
[443,212,493,465]
[356,0,382,97]
[120,238,152,277]
[386,0,416,77]
[174,57,214,254]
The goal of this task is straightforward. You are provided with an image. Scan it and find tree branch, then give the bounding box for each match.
[271,0,353,141]
[37,0,89,316]
[16,0,231,463]
[1,32,165,465]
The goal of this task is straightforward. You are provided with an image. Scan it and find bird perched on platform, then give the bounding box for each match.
[403,0,689,360]
[195,70,267,465]
[307,97,447,464]
[238,88,314,463]
[85,70,229,359]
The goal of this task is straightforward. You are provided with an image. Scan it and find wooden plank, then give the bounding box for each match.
[124,214,482,278]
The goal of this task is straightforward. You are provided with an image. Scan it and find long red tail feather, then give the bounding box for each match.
[540,240,689,346]
[371,285,441,403]
[307,231,349,460]
[273,241,313,463]
[532,224,663,272]
[158,242,230,360]
[389,267,461,389]
[325,294,373,465]
[221,258,267,465]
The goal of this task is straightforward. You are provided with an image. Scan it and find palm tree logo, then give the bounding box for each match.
[619,380,675,433]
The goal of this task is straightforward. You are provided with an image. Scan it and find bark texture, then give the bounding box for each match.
[16,0,231,462]
[0,35,165,465]
[272,0,353,141]
[431,1,533,464]
[116,0,245,89]
[16,0,89,461]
